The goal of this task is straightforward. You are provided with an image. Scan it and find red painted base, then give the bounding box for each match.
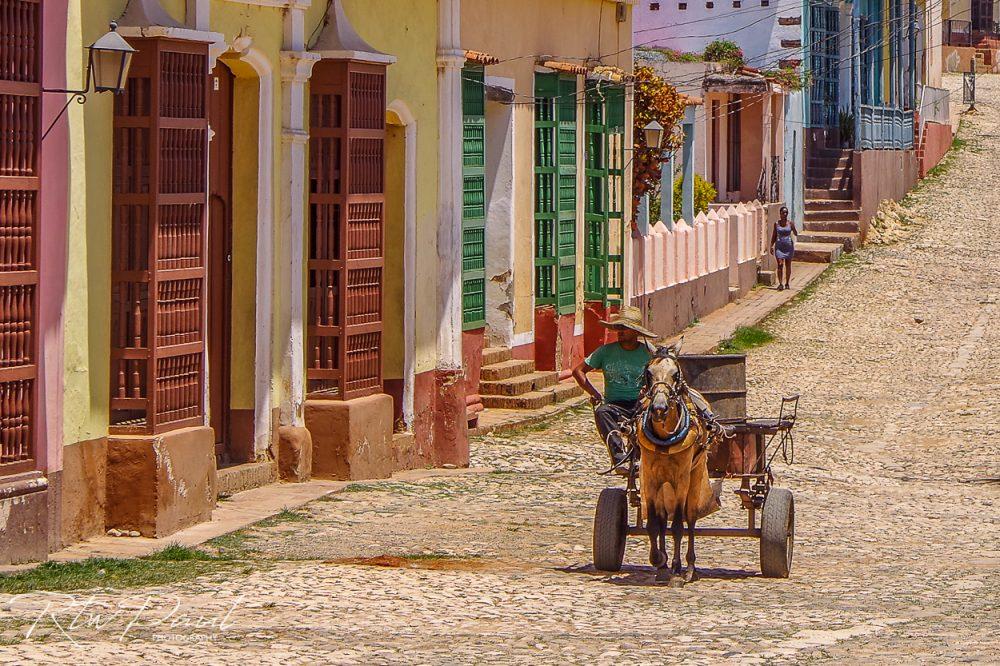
[533,307,583,373]
[411,368,470,468]
[583,301,619,357]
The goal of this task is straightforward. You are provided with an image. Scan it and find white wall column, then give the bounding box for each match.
[278,50,320,426]
[437,0,464,368]
[483,76,516,348]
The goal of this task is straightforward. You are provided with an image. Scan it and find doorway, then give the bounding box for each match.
[208,63,234,465]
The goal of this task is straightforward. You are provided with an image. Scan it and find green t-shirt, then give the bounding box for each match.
[585,342,652,403]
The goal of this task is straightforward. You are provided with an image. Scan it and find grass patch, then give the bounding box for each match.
[715,326,775,354]
[0,545,243,594]
[255,508,311,527]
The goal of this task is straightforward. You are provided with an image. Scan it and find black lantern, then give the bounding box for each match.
[88,22,136,94]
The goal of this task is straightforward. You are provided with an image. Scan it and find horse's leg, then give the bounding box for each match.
[671,507,684,574]
[646,506,666,570]
[684,517,698,582]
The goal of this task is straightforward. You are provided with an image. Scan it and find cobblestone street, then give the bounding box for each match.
[2,75,998,664]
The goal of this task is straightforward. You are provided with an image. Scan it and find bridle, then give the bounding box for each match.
[638,359,695,452]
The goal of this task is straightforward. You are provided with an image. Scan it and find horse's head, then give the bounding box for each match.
[644,340,684,424]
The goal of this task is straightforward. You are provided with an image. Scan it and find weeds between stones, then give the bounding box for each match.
[715,326,775,354]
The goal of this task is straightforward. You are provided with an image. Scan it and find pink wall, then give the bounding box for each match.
[39,0,70,474]
[919,122,953,178]
[852,149,919,239]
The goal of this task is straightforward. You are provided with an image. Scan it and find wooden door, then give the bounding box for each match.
[208,64,233,463]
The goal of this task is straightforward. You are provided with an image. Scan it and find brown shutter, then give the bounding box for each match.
[307,60,385,400]
[111,38,209,434]
[0,0,41,474]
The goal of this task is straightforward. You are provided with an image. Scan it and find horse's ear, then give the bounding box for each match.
[668,336,683,357]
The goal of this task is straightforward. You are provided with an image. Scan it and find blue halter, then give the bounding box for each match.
[641,397,692,451]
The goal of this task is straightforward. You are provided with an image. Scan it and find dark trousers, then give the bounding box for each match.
[594,400,637,463]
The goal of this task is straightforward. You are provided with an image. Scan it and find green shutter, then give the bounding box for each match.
[583,83,626,305]
[461,65,487,330]
[534,73,577,314]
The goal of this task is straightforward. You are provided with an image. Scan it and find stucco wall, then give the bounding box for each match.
[919,121,954,177]
[461,0,634,338]
[634,1,803,67]
[853,148,920,236]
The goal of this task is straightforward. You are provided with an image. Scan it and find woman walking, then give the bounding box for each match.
[770,206,798,290]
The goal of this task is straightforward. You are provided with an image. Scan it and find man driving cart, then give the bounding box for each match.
[572,306,658,470]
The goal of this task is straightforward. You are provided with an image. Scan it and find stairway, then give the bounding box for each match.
[800,147,859,263]
[478,347,584,410]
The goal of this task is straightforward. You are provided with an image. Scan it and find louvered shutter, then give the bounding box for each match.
[0,0,41,472]
[555,76,577,314]
[111,39,210,434]
[461,65,486,330]
[307,60,386,400]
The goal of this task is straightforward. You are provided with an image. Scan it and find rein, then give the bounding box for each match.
[639,378,696,453]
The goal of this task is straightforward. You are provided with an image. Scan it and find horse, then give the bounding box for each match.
[636,342,721,585]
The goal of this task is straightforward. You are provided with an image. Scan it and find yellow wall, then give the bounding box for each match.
[461,0,633,335]
[309,0,441,375]
[63,0,288,443]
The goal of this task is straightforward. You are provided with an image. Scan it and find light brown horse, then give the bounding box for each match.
[637,344,720,585]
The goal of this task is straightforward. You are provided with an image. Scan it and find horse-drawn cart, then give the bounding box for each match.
[592,354,799,578]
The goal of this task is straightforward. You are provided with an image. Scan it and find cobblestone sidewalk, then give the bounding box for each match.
[1,74,998,664]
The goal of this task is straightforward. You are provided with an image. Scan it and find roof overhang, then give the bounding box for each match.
[310,0,396,64]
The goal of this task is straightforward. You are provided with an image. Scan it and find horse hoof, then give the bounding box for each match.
[684,567,698,583]
[654,568,672,583]
[650,551,667,569]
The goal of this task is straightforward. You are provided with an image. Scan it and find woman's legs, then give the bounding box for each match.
[783,259,793,288]
[775,260,785,288]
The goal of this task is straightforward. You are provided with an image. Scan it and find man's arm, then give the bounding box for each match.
[572,361,603,405]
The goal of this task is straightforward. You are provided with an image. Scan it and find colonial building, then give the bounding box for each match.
[0,0,638,563]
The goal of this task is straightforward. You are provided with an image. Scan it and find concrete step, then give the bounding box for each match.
[480,390,556,410]
[481,358,535,381]
[541,380,585,403]
[809,147,852,160]
[808,155,853,170]
[805,188,852,200]
[794,241,843,263]
[805,198,858,212]
[798,230,861,252]
[481,347,512,367]
[804,208,860,222]
[216,461,278,498]
[804,219,861,234]
[806,177,853,190]
[479,370,559,396]
[806,165,852,179]
[758,269,778,287]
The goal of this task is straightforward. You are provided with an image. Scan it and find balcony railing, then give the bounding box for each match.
[859,105,914,150]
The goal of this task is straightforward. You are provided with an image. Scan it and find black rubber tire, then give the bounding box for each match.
[760,488,794,578]
[593,488,628,572]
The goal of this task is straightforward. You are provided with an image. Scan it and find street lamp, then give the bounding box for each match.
[88,23,136,93]
[42,22,137,140]
[643,120,664,150]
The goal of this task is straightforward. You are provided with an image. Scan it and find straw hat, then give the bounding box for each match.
[599,305,658,338]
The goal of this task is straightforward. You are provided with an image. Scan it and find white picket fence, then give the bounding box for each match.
[632,200,770,297]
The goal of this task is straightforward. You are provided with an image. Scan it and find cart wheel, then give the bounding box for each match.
[593,488,628,572]
[760,488,794,578]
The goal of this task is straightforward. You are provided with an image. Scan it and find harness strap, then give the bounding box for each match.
[640,400,692,451]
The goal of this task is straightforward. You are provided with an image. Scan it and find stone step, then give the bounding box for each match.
[808,155,853,170]
[794,241,843,263]
[806,177,853,190]
[806,165,852,179]
[480,390,556,410]
[481,346,512,366]
[541,380,585,403]
[805,198,858,212]
[758,269,778,287]
[216,461,277,499]
[804,208,860,222]
[804,219,861,234]
[805,188,852,200]
[480,358,535,381]
[479,371,559,396]
[798,230,861,252]
[809,147,852,159]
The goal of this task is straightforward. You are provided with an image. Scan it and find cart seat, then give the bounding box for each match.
[743,417,794,433]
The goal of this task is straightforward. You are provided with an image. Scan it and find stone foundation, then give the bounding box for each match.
[306,394,396,480]
[0,472,50,564]
[106,426,217,538]
[61,437,107,545]
[276,425,313,482]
